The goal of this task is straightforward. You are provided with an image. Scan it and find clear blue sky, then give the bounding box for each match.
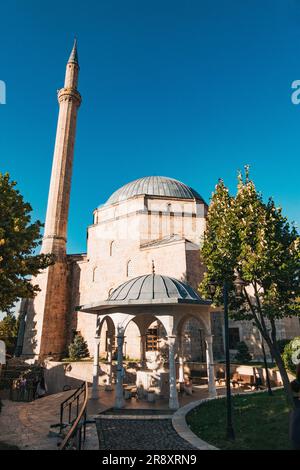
[1,0,300,254]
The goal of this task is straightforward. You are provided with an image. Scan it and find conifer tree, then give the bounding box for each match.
[68,334,89,360]
[235,341,252,364]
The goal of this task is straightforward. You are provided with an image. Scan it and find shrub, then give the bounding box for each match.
[68,334,89,361]
[0,314,19,355]
[235,341,252,363]
[277,339,291,355]
[282,337,300,375]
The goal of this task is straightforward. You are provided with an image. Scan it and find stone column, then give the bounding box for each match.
[178,335,184,383]
[168,335,179,410]
[92,336,100,399]
[114,330,125,409]
[105,335,113,391]
[140,334,147,368]
[205,334,217,397]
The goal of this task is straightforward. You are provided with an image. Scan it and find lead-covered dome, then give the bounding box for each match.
[104,176,204,206]
[107,274,207,304]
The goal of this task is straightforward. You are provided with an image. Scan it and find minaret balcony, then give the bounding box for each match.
[58,87,82,106]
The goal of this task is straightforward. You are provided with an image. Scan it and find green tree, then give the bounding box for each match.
[68,334,89,360]
[0,312,19,354]
[282,337,300,375]
[199,168,300,408]
[235,341,252,364]
[0,173,53,312]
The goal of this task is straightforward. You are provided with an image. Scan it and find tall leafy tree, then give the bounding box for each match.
[200,168,300,407]
[0,173,53,313]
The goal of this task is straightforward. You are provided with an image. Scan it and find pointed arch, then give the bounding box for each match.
[110,240,115,256]
[126,259,133,277]
[92,266,98,282]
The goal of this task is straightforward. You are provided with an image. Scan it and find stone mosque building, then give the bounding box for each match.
[17,42,300,408]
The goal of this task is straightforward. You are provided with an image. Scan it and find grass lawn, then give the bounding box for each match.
[186,389,292,450]
[0,441,19,450]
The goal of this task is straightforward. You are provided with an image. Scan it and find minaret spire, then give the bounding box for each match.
[42,41,82,256]
[68,38,79,65]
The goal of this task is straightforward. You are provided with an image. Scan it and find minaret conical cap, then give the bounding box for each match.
[68,38,79,65]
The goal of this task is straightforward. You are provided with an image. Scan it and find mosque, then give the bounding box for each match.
[17,42,300,408]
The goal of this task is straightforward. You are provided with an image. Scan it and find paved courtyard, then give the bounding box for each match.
[0,384,239,450]
[0,392,66,450]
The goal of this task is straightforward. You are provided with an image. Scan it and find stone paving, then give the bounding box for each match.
[96,416,197,450]
[0,393,66,450]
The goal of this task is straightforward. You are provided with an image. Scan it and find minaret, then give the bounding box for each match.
[42,39,81,256]
[21,42,81,360]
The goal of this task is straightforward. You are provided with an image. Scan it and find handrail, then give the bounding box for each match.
[60,381,89,450]
[60,381,86,433]
[60,381,86,411]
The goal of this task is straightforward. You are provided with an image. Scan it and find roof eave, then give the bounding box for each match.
[77,297,210,313]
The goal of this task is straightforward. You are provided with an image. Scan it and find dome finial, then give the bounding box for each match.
[152,260,155,275]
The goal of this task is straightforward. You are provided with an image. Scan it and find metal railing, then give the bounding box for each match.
[59,381,88,450]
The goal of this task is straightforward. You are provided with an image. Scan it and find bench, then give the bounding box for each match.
[123,385,137,399]
[189,370,208,385]
[231,366,265,390]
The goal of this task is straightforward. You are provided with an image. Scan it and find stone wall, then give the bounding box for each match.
[43,359,290,396]
[22,258,70,360]
[44,360,113,394]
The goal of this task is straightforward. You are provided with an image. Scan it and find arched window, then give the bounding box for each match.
[167,203,172,213]
[92,266,98,282]
[126,259,133,278]
[110,240,115,256]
